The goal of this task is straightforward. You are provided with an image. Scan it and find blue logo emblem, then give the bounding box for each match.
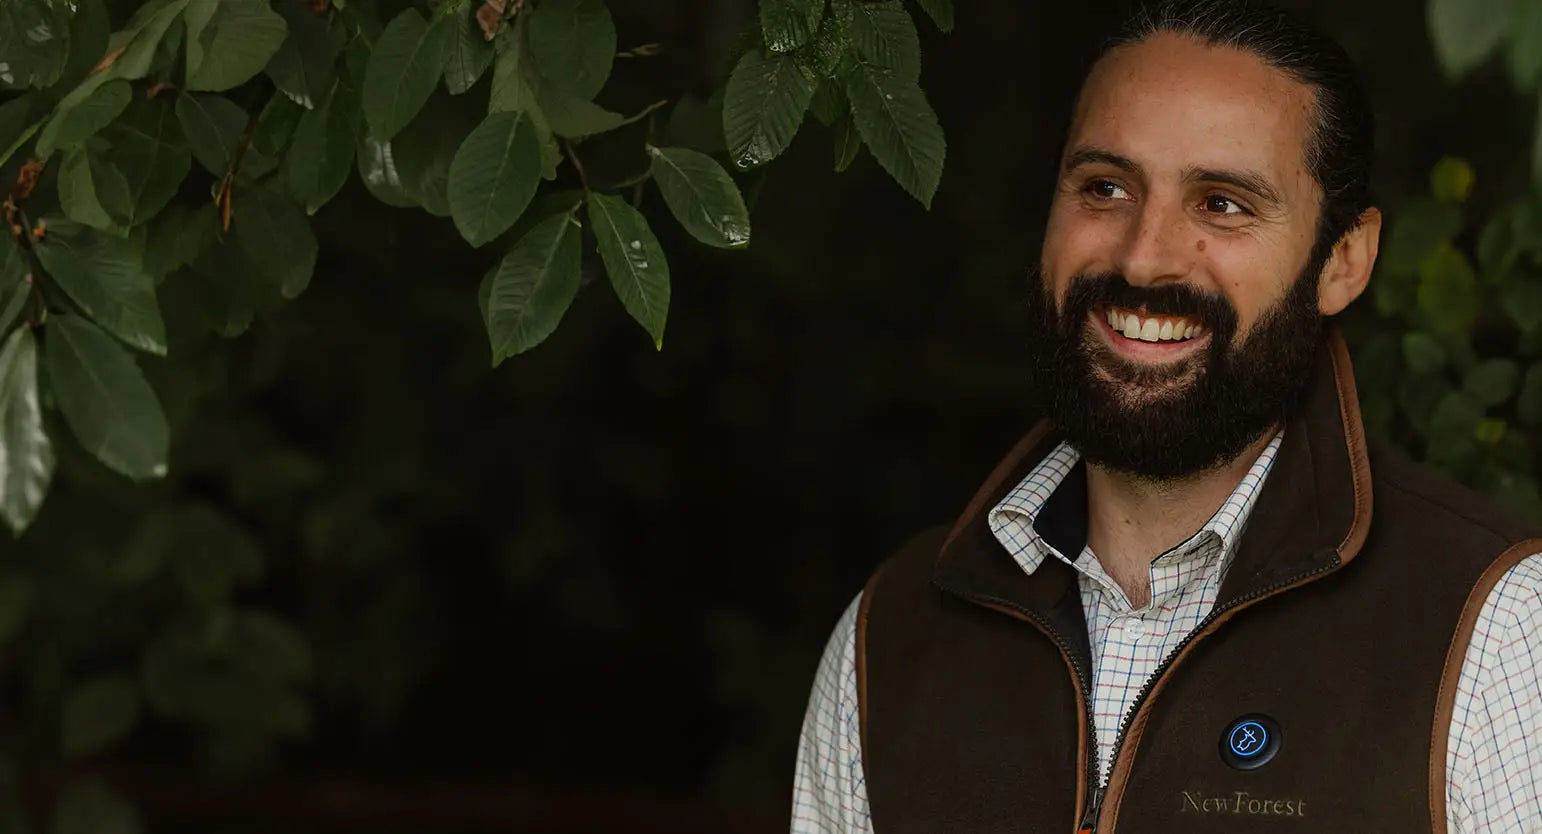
[1228,721,1267,757]
[1220,714,1281,770]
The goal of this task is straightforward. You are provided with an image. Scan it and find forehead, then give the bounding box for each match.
[1067,33,1317,190]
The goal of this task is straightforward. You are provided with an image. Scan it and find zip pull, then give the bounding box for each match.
[1078,784,1104,833]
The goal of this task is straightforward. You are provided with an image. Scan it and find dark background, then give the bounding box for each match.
[11,0,1537,831]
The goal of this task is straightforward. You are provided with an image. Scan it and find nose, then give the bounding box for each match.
[1113,195,1193,287]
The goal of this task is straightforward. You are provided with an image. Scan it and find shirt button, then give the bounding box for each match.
[1125,618,1147,638]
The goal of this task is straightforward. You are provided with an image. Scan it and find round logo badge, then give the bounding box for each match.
[1219,714,1281,770]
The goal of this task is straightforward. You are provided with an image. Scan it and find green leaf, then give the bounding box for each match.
[840,0,920,81]
[0,328,53,537]
[1477,199,1542,280]
[1475,417,1507,445]
[648,146,751,249]
[485,209,582,364]
[1508,0,1542,90]
[1429,0,1509,78]
[33,219,166,354]
[102,96,192,227]
[1384,199,1462,277]
[448,110,543,247]
[588,193,670,348]
[842,59,944,207]
[284,77,362,214]
[265,0,344,108]
[356,135,415,207]
[185,241,260,337]
[141,203,218,279]
[1519,362,1542,426]
[175,91,250,176]
[1426,390,1484,466]
[1401,331,1446,374]
[61,676,140,757]
[253,91,306,157]
[527,0,615,100]
[1417,242,1483,332]
[58,146,133,235]
[793,13,845,80]
[390,93,477,217]
[488,33,538,113]
[1430,156,1475,203]
[184,0,288,92]
[833,110,861,171]
[0,93,47,169]
[1501,271,1542,332]
[49,779,142,834]
[663,92,727,152]
[1464,358,1521,406]
[443,3,495,95]
[362,9,455,142]
[1387,198,1467,277]
[232,186,317,298]
[0,237,28,336]
[0,1,71,90]
[234,610,313,683]
[43,314,168,480]
[761,0,826,52]
[35,79,131,159]
[911,0,953,32]
[723,48,815,169]
[809,79,847,126]
[536,85,626,139]
[106,0,191,80]
[59,0,110,90]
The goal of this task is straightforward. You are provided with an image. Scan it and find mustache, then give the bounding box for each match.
[1062,272,1237,334]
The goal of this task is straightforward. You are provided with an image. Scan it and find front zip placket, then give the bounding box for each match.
[953,591,1101,834]
[1088,556,1342,832]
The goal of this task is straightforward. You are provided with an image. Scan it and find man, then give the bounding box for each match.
[792,2,1542,832]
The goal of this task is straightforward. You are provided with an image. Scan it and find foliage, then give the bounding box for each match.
[1348,0,1542,522]
[0,0,952,827]
[0,0,950,533]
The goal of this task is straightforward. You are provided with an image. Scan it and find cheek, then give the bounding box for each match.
[1042,197,1124,279]
[1204,240,1295,333]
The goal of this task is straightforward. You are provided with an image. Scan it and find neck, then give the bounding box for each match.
[1083,427,1278,609]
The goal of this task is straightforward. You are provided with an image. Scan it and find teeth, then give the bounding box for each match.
[1107,307,1205,343]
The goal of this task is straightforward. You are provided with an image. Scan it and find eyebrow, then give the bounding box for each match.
[1062,146,1286,210]
[1063,147,1144,178]
[1185,165,1284,208]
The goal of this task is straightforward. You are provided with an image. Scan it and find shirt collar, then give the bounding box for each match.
[986,429,1286,580]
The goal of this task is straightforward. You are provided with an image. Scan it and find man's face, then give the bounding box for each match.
[1030,33,1330,480]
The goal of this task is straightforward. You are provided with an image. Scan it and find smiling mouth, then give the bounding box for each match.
[1101,305,1207,342]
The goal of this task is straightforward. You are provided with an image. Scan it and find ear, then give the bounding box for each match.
[1318,207,1382,316]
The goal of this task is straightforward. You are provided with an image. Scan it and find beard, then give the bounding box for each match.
[1023,262,1325,482]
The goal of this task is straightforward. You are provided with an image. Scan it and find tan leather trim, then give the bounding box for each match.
[1326,327,1374,564]
[940,419,1054,554]
[1097,566,1333,832]
[854,562,888,779]
[975,599,1088,833]
[1428,538,1542,832]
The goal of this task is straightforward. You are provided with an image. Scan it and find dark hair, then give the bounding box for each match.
[1103,0,1375,268]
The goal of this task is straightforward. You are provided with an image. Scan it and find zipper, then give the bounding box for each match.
[1078,784,1103,833]
[1086,557,1339,832]
[956,591,1100,833]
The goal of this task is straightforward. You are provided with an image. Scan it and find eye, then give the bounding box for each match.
[1085,179,1132,201]
[1203,194,1250,216]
